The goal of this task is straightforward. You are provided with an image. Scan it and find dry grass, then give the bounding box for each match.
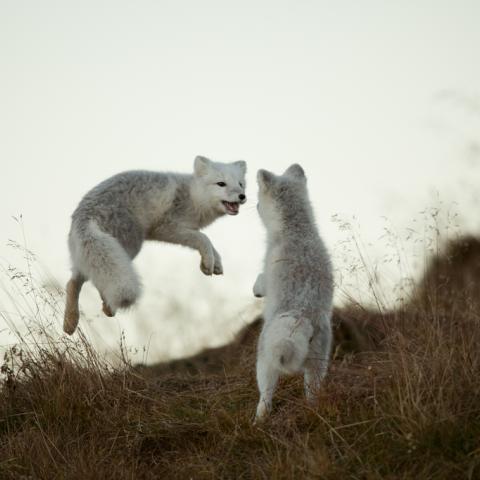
[1,235,480,479]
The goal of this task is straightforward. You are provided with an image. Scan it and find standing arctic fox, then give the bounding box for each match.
[253,164,333,421]
[64,156,247,335]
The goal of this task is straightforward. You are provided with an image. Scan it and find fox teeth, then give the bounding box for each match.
[222,201,240,214]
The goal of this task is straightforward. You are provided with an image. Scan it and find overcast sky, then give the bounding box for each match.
[1,1,479,361]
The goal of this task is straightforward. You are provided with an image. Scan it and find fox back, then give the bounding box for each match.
[257,164,333,328]
[71,156,247,239]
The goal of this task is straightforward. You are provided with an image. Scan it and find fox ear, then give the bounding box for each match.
[233,160,247,175]
[194,156,212,176]
[257,169,275,189]
[284,163,306,180]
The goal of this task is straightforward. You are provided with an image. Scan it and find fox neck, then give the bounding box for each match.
[265,202,316,243]
[189,177,224,228]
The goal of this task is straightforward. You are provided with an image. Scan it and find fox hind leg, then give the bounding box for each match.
[63,274,85,335]
[255,352,280,423]
[304,325,332,403]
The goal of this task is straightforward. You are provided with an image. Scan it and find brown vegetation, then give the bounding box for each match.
[1,237,480,479]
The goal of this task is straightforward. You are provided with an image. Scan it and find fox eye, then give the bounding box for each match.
[239,182,244,188]
[216,182,227,187]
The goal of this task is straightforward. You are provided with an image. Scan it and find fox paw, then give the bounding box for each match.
[200,255,215,276]
[63,310,79,335]
[253,273,266,297]
[254,402,270,424]
[102,301,115,317]
[201,248,223,276]
[213,251,223,275]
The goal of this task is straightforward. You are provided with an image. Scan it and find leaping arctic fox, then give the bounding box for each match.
[253,164,333,421]
[63,156,247,335]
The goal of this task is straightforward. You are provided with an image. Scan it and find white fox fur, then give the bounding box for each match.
[254,164,334,421]
[64,156,247,335]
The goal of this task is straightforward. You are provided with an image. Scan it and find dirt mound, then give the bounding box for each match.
[139,236,480,378]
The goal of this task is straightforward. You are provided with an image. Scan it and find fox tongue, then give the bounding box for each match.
[224,201,239,214]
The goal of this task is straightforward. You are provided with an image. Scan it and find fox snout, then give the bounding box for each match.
[239,194,246,203]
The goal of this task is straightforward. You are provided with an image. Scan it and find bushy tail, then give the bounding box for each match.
[273,338,304,373]
[267,314,313,374]
[70,221,141,313]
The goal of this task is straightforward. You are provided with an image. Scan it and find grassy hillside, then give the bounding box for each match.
[1,237,480,479]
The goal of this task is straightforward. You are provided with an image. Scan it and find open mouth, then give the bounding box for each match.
[222,201,240,215]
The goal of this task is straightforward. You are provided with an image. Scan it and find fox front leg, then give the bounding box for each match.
[158,228,222,276]
[253,273,266,297]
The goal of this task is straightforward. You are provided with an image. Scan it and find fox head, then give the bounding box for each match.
[256,164,309,231]
[193,156,247,216]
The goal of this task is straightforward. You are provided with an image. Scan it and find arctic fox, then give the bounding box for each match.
[253,164,333,421]
[63,156,247,335]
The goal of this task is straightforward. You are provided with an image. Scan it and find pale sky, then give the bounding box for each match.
[1,1,479,362]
